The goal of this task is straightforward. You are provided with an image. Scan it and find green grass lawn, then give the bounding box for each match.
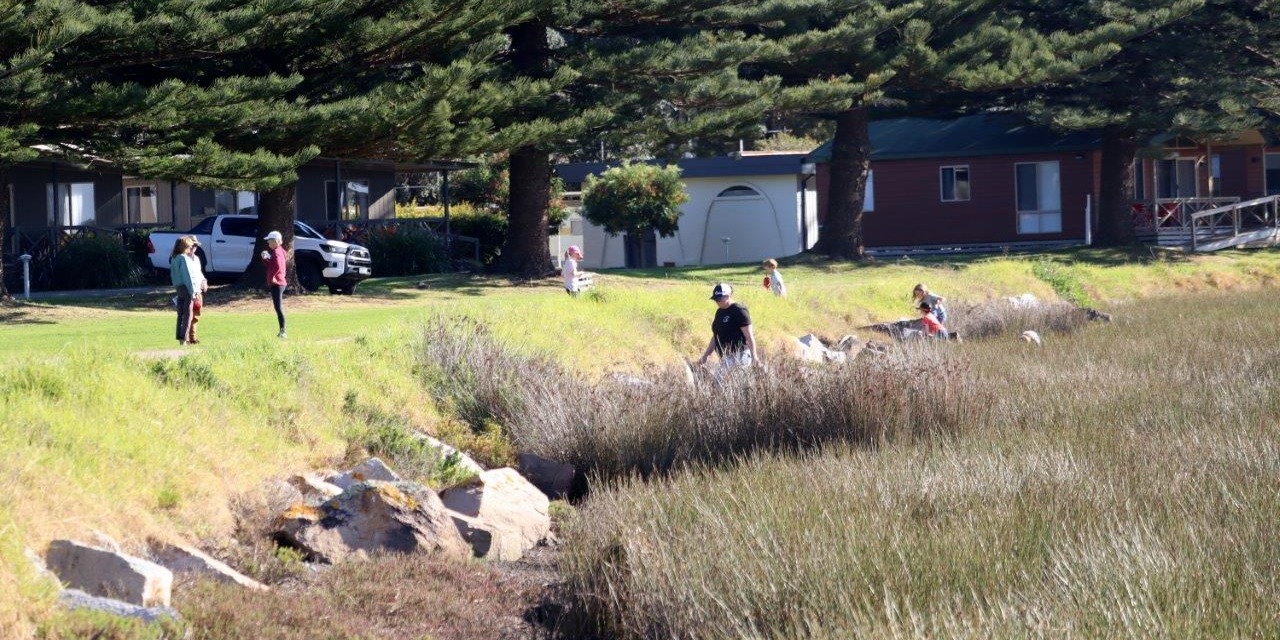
[2,246,1280,637]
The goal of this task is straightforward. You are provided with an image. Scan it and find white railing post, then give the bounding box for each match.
[19,253,31,299]
[1084,194,1092,246]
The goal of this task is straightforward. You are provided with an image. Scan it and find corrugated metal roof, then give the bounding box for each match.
[804,113,1102,163]
[556,153,809,184]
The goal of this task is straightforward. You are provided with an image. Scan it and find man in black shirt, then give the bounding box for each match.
[697,282,758,371]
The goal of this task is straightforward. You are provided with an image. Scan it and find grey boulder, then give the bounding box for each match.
[46,540,173,607]
[441,468,550,561]
[58,589,179,624]
[277,481,470,563]
[327,457,401,491]
[150,542,268,591]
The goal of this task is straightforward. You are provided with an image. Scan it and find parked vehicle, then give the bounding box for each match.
[147,215,372,294]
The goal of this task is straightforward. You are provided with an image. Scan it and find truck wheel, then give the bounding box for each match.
[297,260,323,292]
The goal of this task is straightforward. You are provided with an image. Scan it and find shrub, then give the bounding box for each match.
[447,209,508,265]
[416,319,988,481]
[50,234,142,290]
[361,226,448,276]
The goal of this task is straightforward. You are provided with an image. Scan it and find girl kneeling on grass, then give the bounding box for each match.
[912,283,946,324]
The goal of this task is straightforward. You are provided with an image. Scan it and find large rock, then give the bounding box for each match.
[795,334,847,364]
[440,468,550,561]
[411,433,485,475]
[150,542,268,591]
[58,589,179,624]
[46,540,173,607]
[277,481,470,563]
[328,457,401,491]
[516,452,579,500]
[286,473,344,503]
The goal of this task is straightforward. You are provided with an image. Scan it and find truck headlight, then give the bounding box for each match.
[320,243,348,254]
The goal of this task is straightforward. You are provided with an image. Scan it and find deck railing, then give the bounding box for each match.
[1189,196,1280,251]
[1131,197,1242,230]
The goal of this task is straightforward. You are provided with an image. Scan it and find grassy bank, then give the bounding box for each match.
[1,247,1279,636]
[559,290,1280,637]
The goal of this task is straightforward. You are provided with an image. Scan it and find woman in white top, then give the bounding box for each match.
[562,245,583,296]
[183,236,209,343]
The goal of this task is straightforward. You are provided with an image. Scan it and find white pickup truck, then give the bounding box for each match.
[147,215,372,294]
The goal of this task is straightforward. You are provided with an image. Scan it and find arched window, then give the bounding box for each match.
[716,185,762,198]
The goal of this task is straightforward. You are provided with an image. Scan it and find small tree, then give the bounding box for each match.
[581,163,687,240]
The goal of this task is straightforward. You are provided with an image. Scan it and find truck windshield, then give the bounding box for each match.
[189,217,216,235]
[294,221,325,240]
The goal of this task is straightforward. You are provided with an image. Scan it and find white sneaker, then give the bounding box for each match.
[277,330,287,339]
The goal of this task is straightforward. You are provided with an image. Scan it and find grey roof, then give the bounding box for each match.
[805,113,1103,163]
[556,153,809,184]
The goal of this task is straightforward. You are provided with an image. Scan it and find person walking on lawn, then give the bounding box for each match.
[697,282,758,373]
[261,230,288,339]
[169,236,198,345]
[184,236,209,344]
[562,245,584,296]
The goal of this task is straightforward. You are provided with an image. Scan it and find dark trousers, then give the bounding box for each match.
[175,286,194,341]
[269,284,285,330]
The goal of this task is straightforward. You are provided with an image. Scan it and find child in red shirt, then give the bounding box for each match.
[919,302,948,338]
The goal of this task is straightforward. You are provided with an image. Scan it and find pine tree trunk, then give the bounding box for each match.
[498,146,554,277]
[494,19,554,278]
[1097,127,1138,246]
[814,106,871,260]
[0,165,9,300]
[238,183,301,292]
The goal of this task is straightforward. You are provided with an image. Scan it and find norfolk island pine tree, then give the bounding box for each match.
[747,0,1190,260]
[491,0,779,277]
[1010,0,1280,246]
[1,0,325,296]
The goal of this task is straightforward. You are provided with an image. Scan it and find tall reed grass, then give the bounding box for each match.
[555,291,1280,638]
[416,320,990,481]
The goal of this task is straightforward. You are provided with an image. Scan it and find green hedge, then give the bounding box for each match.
[362,226,449,277]
[51,235,143,290]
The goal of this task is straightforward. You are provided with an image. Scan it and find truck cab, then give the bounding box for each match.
[148,215,372,294]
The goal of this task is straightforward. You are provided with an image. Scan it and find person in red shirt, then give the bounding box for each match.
[261,230,288,339]
[918,302,948,339]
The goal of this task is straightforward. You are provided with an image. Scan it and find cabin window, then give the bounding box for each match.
[327,180,370,220]
[716,185,762,198]
[863,171,874,212]
[1133,160,1146,201]
[46,182,96,227]
[1266,154,1280,196]
[1209,154,1221,196]
[126,186,159,224]
[940,166,970,202]
[1157,158,1198,199]
[1015,162,1062,234]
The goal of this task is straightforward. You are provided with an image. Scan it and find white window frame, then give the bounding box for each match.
[939,165,970,202]
[326,179,370,221]
[1014,161,1062,235]
[46,182,96,227]
[1209,153,1221,197]
[1156,157,1200,199]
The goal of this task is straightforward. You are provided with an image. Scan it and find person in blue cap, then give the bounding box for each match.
[697,282,757,371]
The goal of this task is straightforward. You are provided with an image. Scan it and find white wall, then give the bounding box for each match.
[580,174,810,269]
